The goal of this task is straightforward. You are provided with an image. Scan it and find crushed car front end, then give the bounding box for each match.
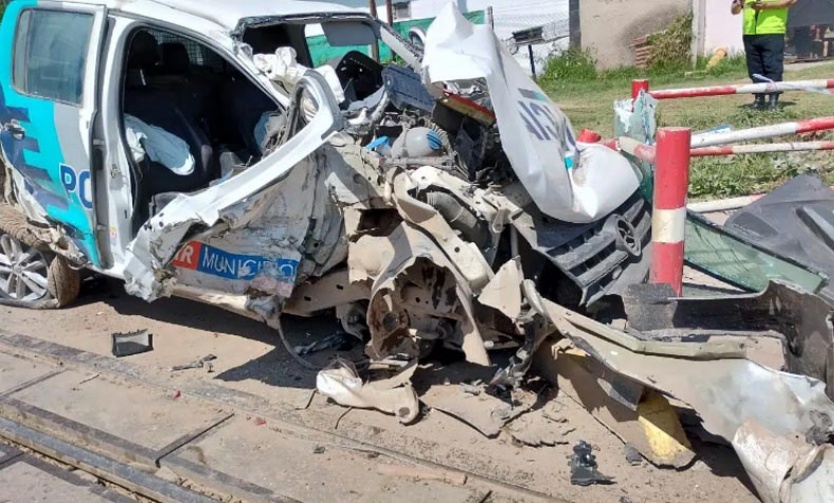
[275,7,652,365]
[124,5,651,368]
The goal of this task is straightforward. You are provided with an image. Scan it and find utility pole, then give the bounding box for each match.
[369,0,380,61]
[385,0,394,25]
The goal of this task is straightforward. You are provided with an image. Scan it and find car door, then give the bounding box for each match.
[121,71,344,301]
[0,1,107,267]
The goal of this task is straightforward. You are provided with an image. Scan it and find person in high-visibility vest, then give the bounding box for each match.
[732,0,799,109]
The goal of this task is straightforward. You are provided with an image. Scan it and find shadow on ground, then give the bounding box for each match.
[77,277,352,390]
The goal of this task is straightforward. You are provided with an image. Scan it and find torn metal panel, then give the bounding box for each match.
[534,343,695,468]
[348,223,490,365]
[546,298,747,360]
[391,168,493,292]
[422,4,640,224]
[284,269,370,317]
[421,383,538,438]
[478,258,523,322]
[540,295,834,443]
[168,172,311,297]
[623,281,834,397]
[172,285,263,322]
[122,72,343,302]
[733,420,834,503]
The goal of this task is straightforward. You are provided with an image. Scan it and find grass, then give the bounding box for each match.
[541,54,834,200]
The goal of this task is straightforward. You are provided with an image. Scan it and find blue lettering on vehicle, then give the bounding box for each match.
[518,100,563,142]
[175,242,299,282]
[59,164,93,209]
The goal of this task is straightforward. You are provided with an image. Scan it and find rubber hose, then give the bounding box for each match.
[424,191,488,248]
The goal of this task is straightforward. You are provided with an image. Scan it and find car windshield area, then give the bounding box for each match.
[241,17,423,120]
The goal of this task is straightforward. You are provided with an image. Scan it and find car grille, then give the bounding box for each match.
[512,193,651,306]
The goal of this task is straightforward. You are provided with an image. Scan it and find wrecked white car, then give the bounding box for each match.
[3,1,834,500]
[0,0,647,361]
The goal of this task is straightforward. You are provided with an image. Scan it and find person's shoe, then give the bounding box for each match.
[745,95,765,109]
[768,94,780,110]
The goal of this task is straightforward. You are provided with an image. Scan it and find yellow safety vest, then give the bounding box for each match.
[743,0,789,35]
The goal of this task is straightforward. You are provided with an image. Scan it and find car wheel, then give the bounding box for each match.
[0,230,80,308]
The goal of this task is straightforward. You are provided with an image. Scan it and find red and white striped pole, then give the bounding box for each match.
[644,78,834,100]
[691,140,834,157]
[650,127,691,296]
[691,116,834,148]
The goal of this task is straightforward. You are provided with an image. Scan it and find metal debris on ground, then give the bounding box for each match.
[733,419,834,503]
[624,444,643,465]
[111,330,153,357]
[568,441,614,487]
[316,359,420,424]
[171,354,217,372]
[460,380,483,396]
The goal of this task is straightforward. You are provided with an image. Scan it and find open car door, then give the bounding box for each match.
[0,1,107,266]
[122,71,343,302]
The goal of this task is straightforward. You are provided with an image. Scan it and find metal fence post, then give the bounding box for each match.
[650,127,691,296]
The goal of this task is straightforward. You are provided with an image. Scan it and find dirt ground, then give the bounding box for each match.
[0,274,761,503]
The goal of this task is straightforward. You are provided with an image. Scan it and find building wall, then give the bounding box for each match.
[578,0,690,68]
[699,0,745,56]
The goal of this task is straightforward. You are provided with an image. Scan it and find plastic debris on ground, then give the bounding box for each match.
[316,359,420,424]
[111,330,154,357]
[568,440,614,486]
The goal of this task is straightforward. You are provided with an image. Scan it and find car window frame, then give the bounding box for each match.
[11,7,96,108]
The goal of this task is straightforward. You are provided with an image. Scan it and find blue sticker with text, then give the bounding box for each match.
[173,242,299,282]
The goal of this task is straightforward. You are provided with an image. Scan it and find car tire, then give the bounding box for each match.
[47,253,82,307]
[0,208,81,309]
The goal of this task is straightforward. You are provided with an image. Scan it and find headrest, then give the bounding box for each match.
[161,43,191,74]
[127,31,159,70]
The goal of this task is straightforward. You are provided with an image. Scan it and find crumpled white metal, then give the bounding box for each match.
[422,4,639,224]
[253,46,345,105]
[316,361,420,424]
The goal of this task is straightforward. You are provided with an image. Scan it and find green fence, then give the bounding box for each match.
[307,11,485,66]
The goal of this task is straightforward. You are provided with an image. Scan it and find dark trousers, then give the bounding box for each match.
[743,34,785,98]
[792,27,813,58]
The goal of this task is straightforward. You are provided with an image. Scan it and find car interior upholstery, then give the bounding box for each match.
[122,28,282,227]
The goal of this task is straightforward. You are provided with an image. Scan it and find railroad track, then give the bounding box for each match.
[0,329,564,503]
[0,420,217,503]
